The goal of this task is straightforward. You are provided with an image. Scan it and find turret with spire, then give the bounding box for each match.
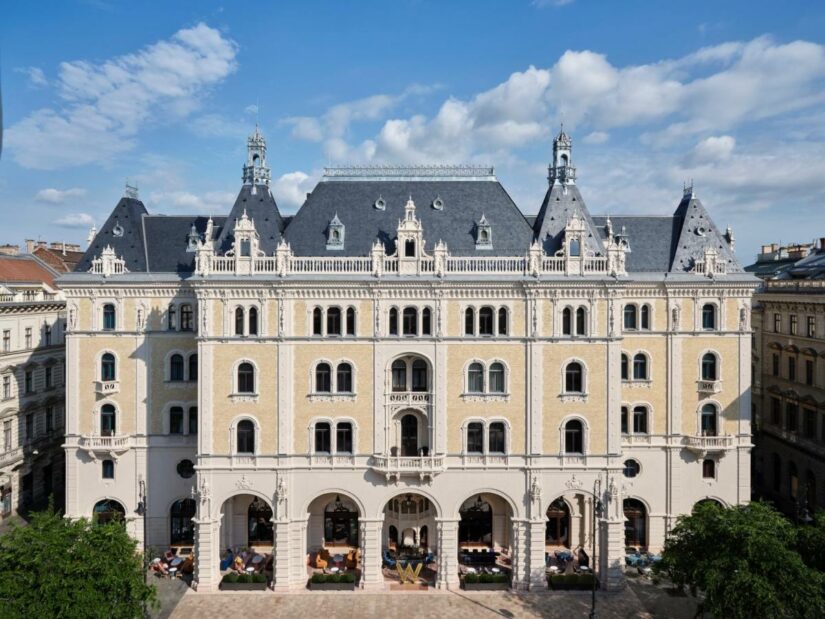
[242,125,271,187]
[548,125,576,185]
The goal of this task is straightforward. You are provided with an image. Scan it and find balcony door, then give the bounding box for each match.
[401,414,418,456]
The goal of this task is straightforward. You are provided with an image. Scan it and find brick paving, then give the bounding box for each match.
[168,588,654,619]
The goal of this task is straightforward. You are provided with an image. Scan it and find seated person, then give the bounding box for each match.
[233,555,245,574]
[179,553,195,575]
[150,558,168,576]
[163,549,176,565]
[251,553,265,573]
[220,548,234,571]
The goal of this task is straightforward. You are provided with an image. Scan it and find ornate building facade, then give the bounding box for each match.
[61,128,756,591]
[0,253,66,525]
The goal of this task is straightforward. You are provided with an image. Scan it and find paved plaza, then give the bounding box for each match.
[162,579,701,619]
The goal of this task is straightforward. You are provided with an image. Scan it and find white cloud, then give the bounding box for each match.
[6,23,239,170]
[147,190,236,214]
[189,113,248,139]
[15,66,48,87]
[244,104,258,116]
[692,135,736,162]
[34,187,87,203]
[272,171,318,211]
[582,131,609,144]
[55,213,95,228]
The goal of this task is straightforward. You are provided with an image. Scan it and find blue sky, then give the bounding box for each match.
[2,0,825,262]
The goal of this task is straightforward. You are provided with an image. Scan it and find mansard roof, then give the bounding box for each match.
[214,183,284,255]
[144,215,226,273]
[76,196,149,273]
[283,177,534,256]
[670,191,741,273]
[533,182,604,257]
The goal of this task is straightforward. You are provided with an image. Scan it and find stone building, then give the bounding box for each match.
[747,240,825,518]
[0,253,66,524]
[60,127,756,591]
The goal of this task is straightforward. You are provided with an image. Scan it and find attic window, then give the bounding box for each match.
[112,224,124,238]
[374,196,386,211]
[326,214,345,250]
[696,227,706,236]
[432,196,444,210]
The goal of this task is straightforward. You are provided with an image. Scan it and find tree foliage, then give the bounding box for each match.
[0,507,156,619]
[657,501,825,619]
[796,510,825,572]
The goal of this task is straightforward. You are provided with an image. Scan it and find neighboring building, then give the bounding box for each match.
[0,254,66,525]
[748,240,825,518]
[27,240,85,274]
[60,128,756,592]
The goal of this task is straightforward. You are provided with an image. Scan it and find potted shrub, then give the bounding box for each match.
[220,572,268,591]
[462,572,510,591]
[307,572,357,591]
[548,573,597,591]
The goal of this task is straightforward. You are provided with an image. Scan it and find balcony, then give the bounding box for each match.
[683,434,734,457]
[95,380,120,396]
[370,453,446,483]
[0,446,24,468]
[78,435,132,456]
[697,380,722,395]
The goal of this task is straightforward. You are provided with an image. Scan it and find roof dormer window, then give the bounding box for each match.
[475,214,493,250]
[327,213,345,250]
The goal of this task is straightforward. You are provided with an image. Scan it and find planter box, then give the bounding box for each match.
[308,581,357,591]
[549,583,593,591]
[463,582,510,591]
[220,581,268,591]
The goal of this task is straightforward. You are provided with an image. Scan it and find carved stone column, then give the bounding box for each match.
[435,518,460,590]
[359,517,385,590]
[272,519,291,591]
[528,519,547,590]
[193,516,219,592]
[510,518,529,590]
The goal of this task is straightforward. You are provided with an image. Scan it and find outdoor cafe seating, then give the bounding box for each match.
[460,548,498,566]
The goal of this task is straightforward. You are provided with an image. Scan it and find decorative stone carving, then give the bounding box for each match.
[274,476,288,519]
[235,474,253,490]
[565,474,583,490]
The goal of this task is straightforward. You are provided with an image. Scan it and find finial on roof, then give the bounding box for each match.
[124,181,139,200]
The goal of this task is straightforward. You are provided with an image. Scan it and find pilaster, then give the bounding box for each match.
[193,517,219,592]
[435,518,460,590]
[272,519,291,591]
[359,517,385,590]
[510,518,528,590]
[527,519,547,590]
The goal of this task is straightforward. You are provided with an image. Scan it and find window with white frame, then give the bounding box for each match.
[180,304,194,331]
[700,403,718,436]
[564,361,584,394]
[188,354,198,381]
[102,304,116,331]
[701,353,718,381]
[169,354,185,381]
[564,419,584,454]
[167,405,197,435]
[311,419,355,454]
[311,306,356,336]
[464,305,509,336]
[388,306,432,336]
[562,306,588,336]
[464,360,508,395]
[101,353,116,382]
[390,357,429,392]
[464,420,508,455]
[702,304,717,331]
[632,353,649,380]
[237,362,255,394]
[236,419,255,454]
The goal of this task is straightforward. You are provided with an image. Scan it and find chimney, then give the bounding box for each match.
[61,241,66,256]
[771,243,779,252]
[0,244,19,256]
[761,244,773,255]
[25,239,35,253]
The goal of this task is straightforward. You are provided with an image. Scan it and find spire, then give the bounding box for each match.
[548,125,576,185]
[242,126,271,186]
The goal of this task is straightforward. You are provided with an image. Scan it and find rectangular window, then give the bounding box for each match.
[2,376,10,400]
[336,424,353,454]
[807,316,816,338]
[621,407,628,434]
[314,424,331,453]
[772,354,780,377]
[806,359,814,386]
[774,313,781,333]
[790,314,798,335]
[46,406,54,433]
[771,397,781,425]
[25,413,34,442]
[3,420,11,452]
[24,371,33,394]
[786,403,799,433]
[169,408,184,435]
[44,367,52,389]
[24,327,32,349]
[44,325,51,346]
[788,357,796,382]
[467,423,483,454]
[1,486,10,515]
[2,330,9,352]
[804,409,817,439]
[188,407,198,435]
[488,423,505,454]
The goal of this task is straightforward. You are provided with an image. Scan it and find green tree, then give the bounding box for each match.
[796,510,825,572]
[0,506,156,619]
[656,500,825,619]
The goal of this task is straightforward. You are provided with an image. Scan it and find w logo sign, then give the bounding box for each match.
[396,561,423,584]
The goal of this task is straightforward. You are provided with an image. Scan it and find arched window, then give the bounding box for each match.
[467,422,483,453]
[479,307,494,336]
[570,238,581,257]
[170,498,196,545]
[336,422,353,453]
[498,308,508,335]
[633,353,648,380]
[402,307,418,335]
[189,406,198,434]
[336,363,352,393]
[489,422,505,453]
[389,307,399,335]
[702,459,715,479]
[248,498,273,545]
[170,354,184,381]
[412,359,428,392]
[391,360,406,391]
[621,354,629,380]
[633,406,648,434]
[422,308,432,335]
[789,462,799,499]
[546,498,570,546]
[621,406,628,434]
[180,304,193,331]
[624,305,637,330]
[169,406,184,434]
[315,363,332,393]
[624,499,647,547]
[100,404,116,436]
[312,307,323,336]
[188,354,198,381]
[702,304,717,330]
[346,307,356,335]
[235,307,245,336]
[236,420,255,454]
[701,353,717,381]
[405,239,416,257]
[167,305,177,330]
[315,422,331,452]
[248,307,258,335]
[489,362,505,393]
[102,304,116,331]
[468,362,484,393]
[327,307,342,335]
[564,362,583,393]
[93,499,125,525]
[102,459,114,479]
[101,353,116,381]
[623,459,640,478]
[564,419,583,453]
[458,494,493,543]
[700,403,718,436]
[576,307,587,336]
[640,305,650,330]
[237,362,255,393]
[562,307,572,335]
[464,308,475,335]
